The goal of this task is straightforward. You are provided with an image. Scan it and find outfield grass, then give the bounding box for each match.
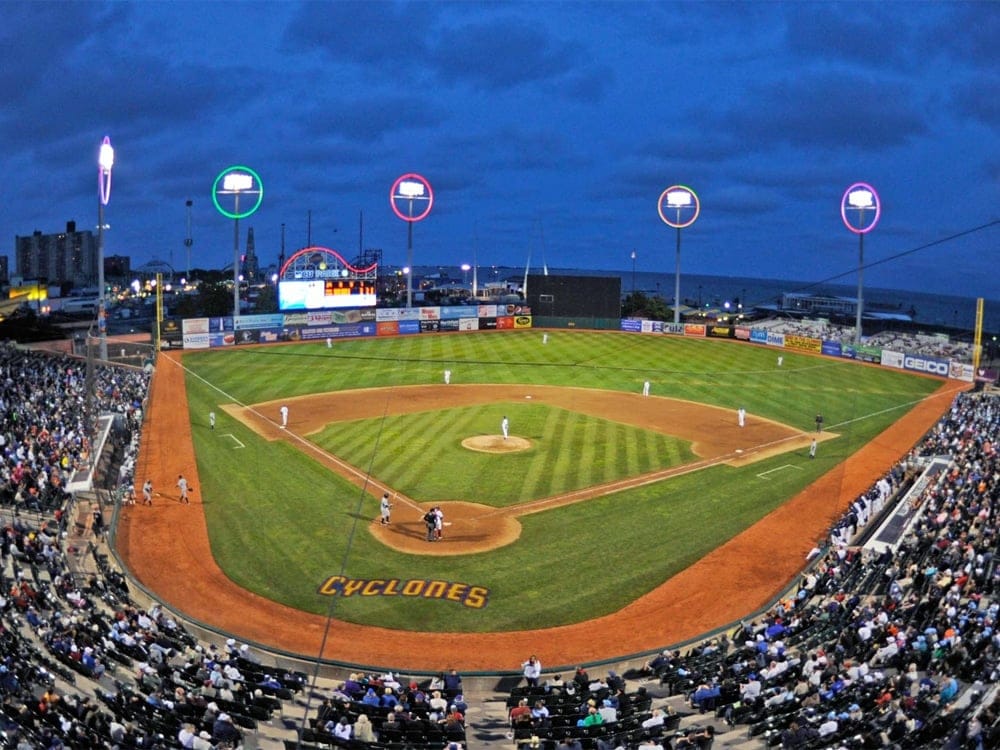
[181,330,942,631]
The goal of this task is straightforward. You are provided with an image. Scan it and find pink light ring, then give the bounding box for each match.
[840,182,881,234]
[390,172,434,222]
[657,185,701,229]
[278,246,379,278]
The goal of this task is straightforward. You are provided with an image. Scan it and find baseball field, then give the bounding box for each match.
[117,329,958,670]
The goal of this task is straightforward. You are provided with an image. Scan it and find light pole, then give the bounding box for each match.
[97,136,114,361]
[390,173,433,308]
[461,263,471,287]
[841,182,881,346]
[657,185,701,324]
[631,250,637,295]
[213,166,263,319]
[184,199,193,280]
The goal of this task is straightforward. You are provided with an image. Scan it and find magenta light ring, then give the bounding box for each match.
[840,182,881,234]
[390,173,434,223]
[657,185,701,228]
[278,246,379,278]
[98,136,113,206]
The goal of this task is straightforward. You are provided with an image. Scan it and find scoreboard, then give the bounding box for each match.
[278,278,376,311]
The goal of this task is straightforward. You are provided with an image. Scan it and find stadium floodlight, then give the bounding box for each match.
[847,189,874,209]
[398,180,426,198]
[840,182,881,346]
[390,173,434,308]
[657,185,701,324]
[666,190,692,207]
[223,172,254,192]
[213,166,264,317]
[96,135,115,361]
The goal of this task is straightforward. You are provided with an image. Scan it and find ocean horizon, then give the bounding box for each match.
[441,265,999,334]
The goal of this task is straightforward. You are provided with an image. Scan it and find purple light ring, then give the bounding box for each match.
[657,185,701,229]
[390,173,434,223]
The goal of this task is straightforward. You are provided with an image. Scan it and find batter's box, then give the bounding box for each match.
[221,433,245,449]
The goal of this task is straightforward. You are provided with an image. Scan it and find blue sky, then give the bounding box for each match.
[2,1,997,298]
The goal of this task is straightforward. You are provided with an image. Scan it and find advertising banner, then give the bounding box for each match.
[502,303,532,316]
[376,321,400,336]
[734,327,751,341]
[440,306,477,320]
[399,308,421,322]
[785,334,821,353]
[902,353,949,377]
[182,333,210,349]
[821,340,842,357]
[496,316,515,330]
[881,350,905,369]
[283,313,309,327]
[183,318,210,335]
[513,315,533,329]
[376,308,400,322]
[684,324,706,337]
[620,319,643,332]
[650,321,664,333]
[749,329,768,344]
[298,322,375,340]
[208,332,233,348]
[949,362,974,382]
[478,304,498,318]
[478,318,498,330]
[419,320,440,332]
[664,323,685,336]
[459,318,479,331]
[842,344,882,363]
[398,320,421,335]
[706,325,734,339]
[766,331,785,347]
[438,319,460,331]
[420,307,441,321]
[235,314,285,330]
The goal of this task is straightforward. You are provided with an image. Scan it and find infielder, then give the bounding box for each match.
[142,479,153,506]
[738,407,746,428]
[380,493,392,525]
[209,411,216,430]
[444,369,451,385]
[280,404,289,429]
[642,381,650,397]
[177,474,190,504]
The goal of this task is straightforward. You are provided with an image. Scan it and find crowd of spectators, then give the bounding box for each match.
[757,318,974,361]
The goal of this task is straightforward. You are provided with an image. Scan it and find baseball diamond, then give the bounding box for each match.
[116,331,957,671]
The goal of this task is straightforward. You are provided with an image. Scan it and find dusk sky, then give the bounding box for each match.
[2,1,998,299]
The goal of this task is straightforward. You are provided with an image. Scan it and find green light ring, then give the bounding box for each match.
[212,165,264,219]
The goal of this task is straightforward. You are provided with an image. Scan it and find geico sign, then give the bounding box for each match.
[904,356,948,375]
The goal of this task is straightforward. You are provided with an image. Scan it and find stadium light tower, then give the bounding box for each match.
[97,136,114,361]
[657,185,701,324]
[390,173,433,308]
[213,166,263,319]
[841,182,881,346]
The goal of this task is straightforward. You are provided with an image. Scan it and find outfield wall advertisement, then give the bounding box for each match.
[178,306,969,382]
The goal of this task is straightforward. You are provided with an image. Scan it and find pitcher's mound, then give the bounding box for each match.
[462,435,532,453]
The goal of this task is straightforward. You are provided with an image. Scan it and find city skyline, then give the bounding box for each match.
[1,2,997,298]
